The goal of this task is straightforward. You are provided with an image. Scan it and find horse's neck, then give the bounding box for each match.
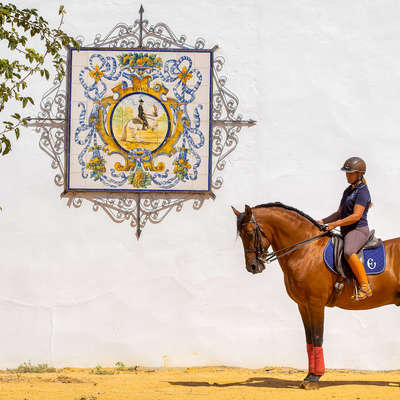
[255,208,318,252]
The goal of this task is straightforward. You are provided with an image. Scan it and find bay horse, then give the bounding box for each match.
[232,202,400,390]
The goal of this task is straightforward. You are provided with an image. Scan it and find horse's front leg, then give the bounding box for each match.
[299,303,325,390]
[298,304,314,382]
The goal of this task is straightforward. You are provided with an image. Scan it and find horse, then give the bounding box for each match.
[232,202,400,390]
[121,105,160,141]
[121,118,142,141]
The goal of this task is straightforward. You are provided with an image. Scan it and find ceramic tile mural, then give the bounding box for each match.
[66,48,212,192]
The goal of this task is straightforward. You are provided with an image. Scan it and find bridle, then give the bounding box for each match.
[241,213,330,265]
[242,214,272,263]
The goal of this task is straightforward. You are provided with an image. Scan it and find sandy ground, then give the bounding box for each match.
[1,366,400,400]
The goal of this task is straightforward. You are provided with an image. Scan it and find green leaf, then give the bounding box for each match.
[15,127,20,139]
[0,136,11,155]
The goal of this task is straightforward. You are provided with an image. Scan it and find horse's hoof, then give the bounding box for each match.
[301,381,320,390]
[303,373,313,382]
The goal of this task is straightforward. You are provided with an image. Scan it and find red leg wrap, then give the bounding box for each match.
[307,343,315,374]
[313,346,325,376]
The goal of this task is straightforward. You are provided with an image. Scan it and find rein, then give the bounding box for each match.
[243,215,330,264]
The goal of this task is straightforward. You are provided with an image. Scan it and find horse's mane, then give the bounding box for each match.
[255,202,322,228]
[237,202,322,232]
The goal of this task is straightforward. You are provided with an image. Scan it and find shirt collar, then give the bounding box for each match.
[350,181,365,190]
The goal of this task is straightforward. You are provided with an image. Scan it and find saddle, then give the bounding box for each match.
[330,229,383,279]
[325,229,384,307]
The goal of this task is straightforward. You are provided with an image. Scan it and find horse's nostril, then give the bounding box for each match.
[251,264,256,272]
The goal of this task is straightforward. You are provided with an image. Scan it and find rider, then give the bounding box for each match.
[318,157,372,301]
[138,98,149,130]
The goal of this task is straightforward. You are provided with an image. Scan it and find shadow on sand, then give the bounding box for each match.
[168,376,398,390]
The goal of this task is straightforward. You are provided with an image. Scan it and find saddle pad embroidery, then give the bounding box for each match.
[323,238,386,275]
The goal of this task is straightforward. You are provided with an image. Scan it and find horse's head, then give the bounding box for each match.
[232,204,271,275]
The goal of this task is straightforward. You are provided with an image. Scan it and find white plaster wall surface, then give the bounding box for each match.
[1,0,400,370]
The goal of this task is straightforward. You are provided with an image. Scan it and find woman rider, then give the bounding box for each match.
[317,157,372,301]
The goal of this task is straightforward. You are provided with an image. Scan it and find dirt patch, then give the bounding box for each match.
[53,375,86,384]
[0,375,21,383]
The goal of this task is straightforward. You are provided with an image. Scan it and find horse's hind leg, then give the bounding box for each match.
[298,304,325,390]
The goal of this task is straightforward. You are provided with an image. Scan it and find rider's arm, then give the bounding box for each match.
[328,204,365,228]
[321,209,340,224]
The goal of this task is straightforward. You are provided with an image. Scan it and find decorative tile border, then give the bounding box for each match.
[67,48,212,193]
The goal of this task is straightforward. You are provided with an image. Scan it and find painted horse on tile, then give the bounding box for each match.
[232,202,400,390]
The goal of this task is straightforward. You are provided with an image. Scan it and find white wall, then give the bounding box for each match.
[1,0,400,370]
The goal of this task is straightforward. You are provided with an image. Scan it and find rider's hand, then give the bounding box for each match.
[317,220,324,225]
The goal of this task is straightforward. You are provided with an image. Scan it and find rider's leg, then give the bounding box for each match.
[344,227,371,300]
[346,254,372,299]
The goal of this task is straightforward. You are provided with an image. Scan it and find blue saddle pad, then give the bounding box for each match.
[323,238,386,275]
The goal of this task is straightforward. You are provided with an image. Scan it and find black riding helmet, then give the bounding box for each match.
[341,157,366,174]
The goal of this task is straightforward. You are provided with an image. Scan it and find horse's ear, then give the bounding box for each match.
[244,204,252,218]
[231,206,240,216]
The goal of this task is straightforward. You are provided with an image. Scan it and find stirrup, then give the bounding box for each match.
[352,285,372,301]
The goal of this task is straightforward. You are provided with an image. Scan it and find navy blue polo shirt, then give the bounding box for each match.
[340,182,371,236]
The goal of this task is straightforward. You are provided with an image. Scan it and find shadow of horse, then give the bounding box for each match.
[167,376,398,389]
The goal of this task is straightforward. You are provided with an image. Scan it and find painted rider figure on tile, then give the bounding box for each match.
[138,98,149,130]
